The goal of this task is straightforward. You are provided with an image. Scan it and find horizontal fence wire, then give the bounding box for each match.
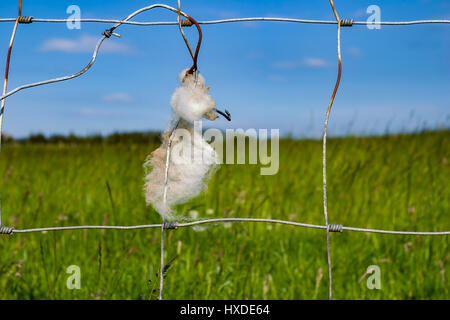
[0,1,449,301]
[0,17,450,25]
[1,219,449,235]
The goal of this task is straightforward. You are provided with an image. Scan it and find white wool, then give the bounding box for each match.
[144,70,219,220]
[170,69,216,123]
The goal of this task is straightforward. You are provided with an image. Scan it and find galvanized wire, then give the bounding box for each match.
[159,120,179,300]
[0,4,189,103]
[0,17,449,25]
[3,219,449,235]
[0,2,449,301]
[321,0,342,301]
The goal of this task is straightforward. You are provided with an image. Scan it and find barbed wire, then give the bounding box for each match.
[0,1,449,301]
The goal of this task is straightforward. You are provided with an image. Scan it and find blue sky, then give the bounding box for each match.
[0,0,449,138]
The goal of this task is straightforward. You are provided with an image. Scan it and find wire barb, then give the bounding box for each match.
[102,29,112,38]
[102,28,120,38]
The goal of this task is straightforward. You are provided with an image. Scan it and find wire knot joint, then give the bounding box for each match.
[103,28,121,38]
[339,19,354,27]
[0,226,15,235]
[180,19,193,27]
[163,222,178,230]
[328,224,343,233]
[18,16,33,24]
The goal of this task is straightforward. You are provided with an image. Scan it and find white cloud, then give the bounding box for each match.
[273,57,328,69]
[273,61,302,69]
[302,58,327,67]
[39,35,135,54]
[101,92,134,103]
[80,108,123,117]
[347,46,362,56]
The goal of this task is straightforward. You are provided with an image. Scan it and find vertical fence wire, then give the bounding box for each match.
[322,0,343,300]
[177,0,194,61]
[159,121,179,300]
[0,0,22,227]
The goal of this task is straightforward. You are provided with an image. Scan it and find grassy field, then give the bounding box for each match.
[0,130,448,300]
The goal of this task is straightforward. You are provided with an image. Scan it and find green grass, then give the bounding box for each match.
[0,130,448,299]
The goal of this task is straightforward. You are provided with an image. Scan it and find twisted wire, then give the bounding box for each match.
[17,16,33,24]
[339,19,353,27]
[0,225,14,234]
[328,224,343,232]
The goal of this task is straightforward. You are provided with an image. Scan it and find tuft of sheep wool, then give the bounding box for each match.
[171,69,218,122]
[144,69,219,220]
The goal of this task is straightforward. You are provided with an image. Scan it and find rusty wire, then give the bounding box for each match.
[175,0,202,75]
[177,0,194,62]
[321,0,343,301]
[0,0,23,227]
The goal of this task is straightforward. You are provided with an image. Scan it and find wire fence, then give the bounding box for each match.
[0,1,449,300]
